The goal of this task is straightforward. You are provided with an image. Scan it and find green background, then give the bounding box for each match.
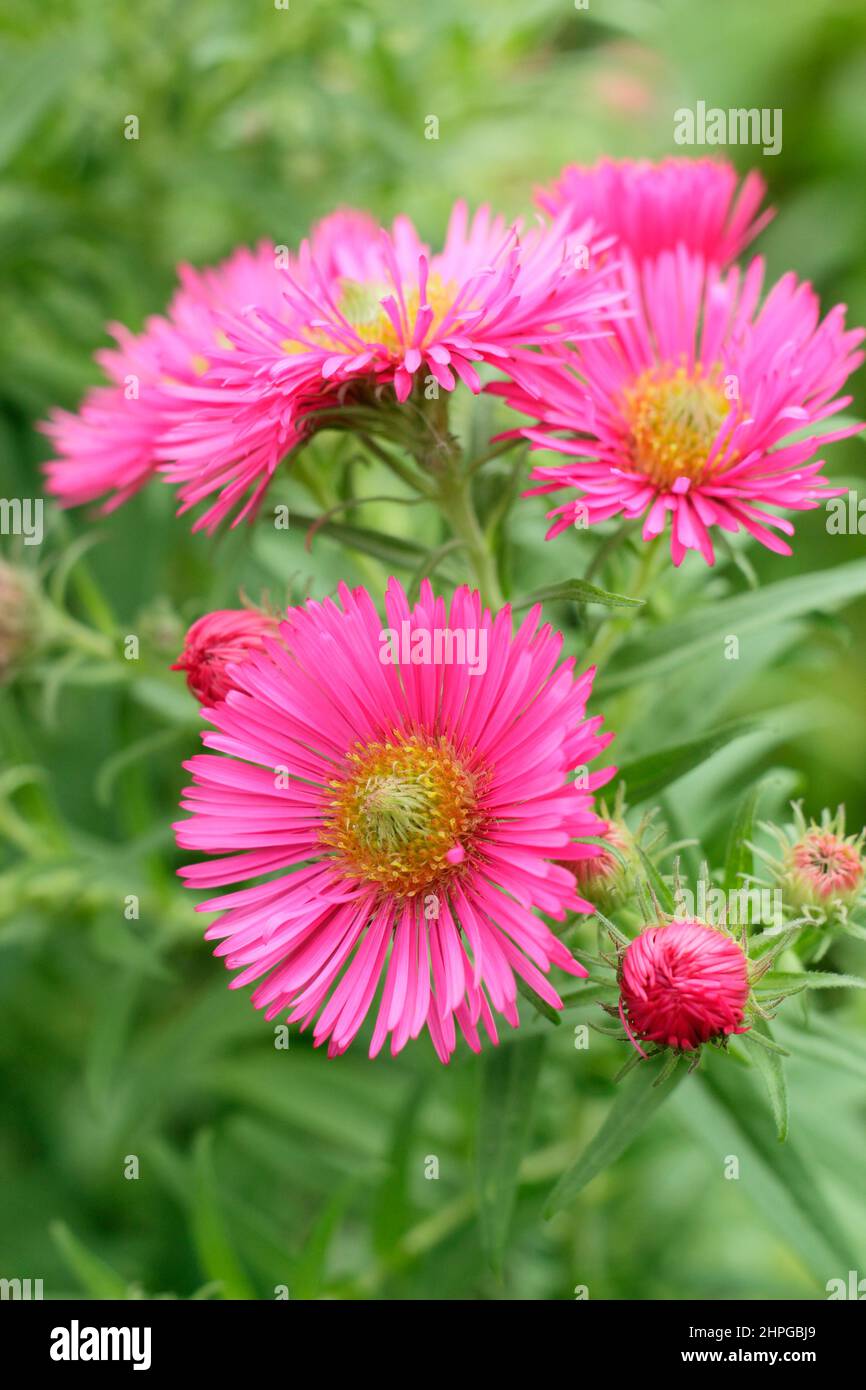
[1,0,865,1300]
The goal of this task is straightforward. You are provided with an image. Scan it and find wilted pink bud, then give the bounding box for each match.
[619,920,750,1053]
[0,561,38,682]
[172,607,282,704]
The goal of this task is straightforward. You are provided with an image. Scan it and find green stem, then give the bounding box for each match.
[434,462,505,609]
[291,454,390,592]
[583,517,641,584]
[584,533,666,670]
[360,435,436,498]
[43,605,116,662]
[466,435,525,476]
[68,555,118,638]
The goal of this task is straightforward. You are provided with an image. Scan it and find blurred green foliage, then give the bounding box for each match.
[1,0,866,1300]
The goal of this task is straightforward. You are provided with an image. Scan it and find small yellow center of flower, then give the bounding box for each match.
[622,364,733,488]
[189,332,233,378]
[284,275,458,356]
[322,734,482,898]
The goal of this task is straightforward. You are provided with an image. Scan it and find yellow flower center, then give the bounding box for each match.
[622,364,733,488]
[283,275,457,355]
[189,332,232,378]
[321,734,482,898]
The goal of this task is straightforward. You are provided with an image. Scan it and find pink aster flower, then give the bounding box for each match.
[155,204,620,530]
[174,579,615,1061]
[41,242,292,517]
[619,919,750,1054]
[536,156,773,266]
[172,607,284,705]
[497,249,865,564]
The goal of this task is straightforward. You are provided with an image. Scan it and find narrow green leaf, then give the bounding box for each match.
[292,1185,355,1299]
[723,780,765,892]
[615,719,757,804]
[775,1014,866,1083]
[515,974,562,1025]
[545,1054,685,1216]
[0,40,72,167]
[687,1058,859,1281]
[96,728,187,806]
[757,970,866,993]
[190,1131,256,1300]
[633,843,676,915]
[290,511,460,574]
[512,579,644,612]
[128,677,198,726]
[50,1220,130,1300]
[477,1037,545,1273]
[603,559,866,691]
[742,1020,789,1140]
[372,1085,426,1258]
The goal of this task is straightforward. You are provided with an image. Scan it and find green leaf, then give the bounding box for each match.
[545,1054,685,1216]
[603,559,866,691]
[684,1057,859,1283]
[50,1220,130,1299]
[290,511,460,575]
[0,39,73,167]
[775,1014,866,1083]
[95,728,187,806]
[756,970,866,994]
[512,579,644,612]
[614,719,757,804]
[128,677,199,726]
[292,1184,355,1299]
[477,1037,545,1273]
[515,974,562,1025]
[633,843,676,915]
[742,1020,789,1140]
[190,1131,256,1300]
[372,1085,426,1259]
[723,779,767,892]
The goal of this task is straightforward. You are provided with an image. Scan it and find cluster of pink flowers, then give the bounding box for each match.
[43,204,616,532]
[41,157,866,1061]
[43,156,863,561]
[499,157,865,565]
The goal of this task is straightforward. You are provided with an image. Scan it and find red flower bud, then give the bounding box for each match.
[172,608,282,704]
[619,919,750,1053]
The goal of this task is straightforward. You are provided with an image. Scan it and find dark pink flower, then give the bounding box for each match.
[156,205,620,529]
[497,250,864,564]
[536,156,772,266]
[41,243,294,519]
[174,579,616,1060]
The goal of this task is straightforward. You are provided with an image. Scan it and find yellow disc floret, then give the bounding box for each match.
[622,363,734,488]
[322,733,482,898]
[284,275,458,356]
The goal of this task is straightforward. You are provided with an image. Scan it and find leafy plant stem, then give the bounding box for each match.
[434,451,506,608]
[584,533,666,669]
